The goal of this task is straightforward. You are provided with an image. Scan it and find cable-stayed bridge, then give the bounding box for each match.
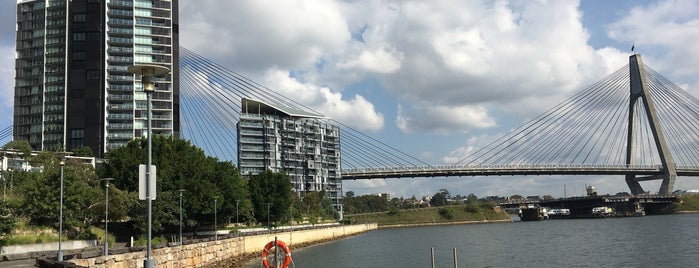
[179,50,699,196]
[4,50,697,195]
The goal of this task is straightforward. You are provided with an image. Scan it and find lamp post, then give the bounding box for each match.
[101,178,114,256]
[213,196,218,241]
[128,64,170,268]
[267,203,271,230]
[2,171,5,202]
[235,200,239,225]
[58,158,65,261]
[8,168,13,193]
[178,189,185,245]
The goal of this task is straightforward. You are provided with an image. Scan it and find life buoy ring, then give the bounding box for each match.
[261,240,292,268]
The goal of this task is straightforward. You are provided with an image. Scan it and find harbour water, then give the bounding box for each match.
[244,213,699,267]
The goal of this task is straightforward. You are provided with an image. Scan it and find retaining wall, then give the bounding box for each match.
[69,223,376,268]
[1,240,96,255]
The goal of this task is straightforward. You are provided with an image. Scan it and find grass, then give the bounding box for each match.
[675,194,699,212]
[2,232,58,245]
[1,218,116,246]
[345,203,510,226]
[132,236,169,247]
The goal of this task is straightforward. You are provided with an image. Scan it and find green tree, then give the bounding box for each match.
[16,154,102,236]
[99,136,250,234]
[248,171,292,226]
[2,140,32,156]
[0,200,15,243]
[71,146,94,157]
[430,189,450,207]
[302,191,339,222]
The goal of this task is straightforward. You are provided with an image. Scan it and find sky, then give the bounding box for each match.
[2,0,699,199]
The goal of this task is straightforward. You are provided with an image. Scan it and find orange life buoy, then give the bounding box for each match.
[261,240,292,268]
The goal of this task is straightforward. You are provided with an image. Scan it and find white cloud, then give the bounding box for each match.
[180,0,350,73]
[396,103,495,134]
[360,0,618,133]
[0,45,14,109]
[262,69,384,131]
[337,44,403,74]
[606,0,699,89]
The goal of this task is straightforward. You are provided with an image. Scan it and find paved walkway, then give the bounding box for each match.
[1,258,36,267]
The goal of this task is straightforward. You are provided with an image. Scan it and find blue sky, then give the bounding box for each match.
[2,0,699,199]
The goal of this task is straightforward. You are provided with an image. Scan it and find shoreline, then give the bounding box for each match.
[379,218,513,229]
[204,231,368,268]
[205,218,513,267]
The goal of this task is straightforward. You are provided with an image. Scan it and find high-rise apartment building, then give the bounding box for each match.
[14,0,179,157]
[237,98,343,211]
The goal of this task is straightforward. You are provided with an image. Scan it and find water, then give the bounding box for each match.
[244,214,699,267]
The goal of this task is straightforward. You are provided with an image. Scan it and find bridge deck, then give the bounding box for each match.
[341,165,699,180]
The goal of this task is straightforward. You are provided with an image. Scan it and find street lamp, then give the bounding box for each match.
[213,196,219,241]
[58,158,65,261]
[235,200,239,225]
[128,64,170,268]
[8,168,13,193]
[178,189,185,245]
[267,203,271,230]
[2,170,5,202]
[101,178,114,256]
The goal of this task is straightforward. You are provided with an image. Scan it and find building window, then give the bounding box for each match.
[73,32,86,41]
[71,129,84,139]
[73,13,86,23]
[86,70,99,80]
[73,51,86,61]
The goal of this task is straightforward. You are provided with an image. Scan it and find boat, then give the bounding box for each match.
[519,205,548,221]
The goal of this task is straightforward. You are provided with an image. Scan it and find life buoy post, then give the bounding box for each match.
[261,237,292,268]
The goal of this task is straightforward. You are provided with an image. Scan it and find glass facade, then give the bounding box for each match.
[238,99,343,211]
[14,0,179,157]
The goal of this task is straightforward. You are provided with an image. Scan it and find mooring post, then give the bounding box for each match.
[274,236,279,268]
[453,247,458,268]
[431,247,435,268]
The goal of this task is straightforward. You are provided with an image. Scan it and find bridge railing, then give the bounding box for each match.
[342,164,665,174]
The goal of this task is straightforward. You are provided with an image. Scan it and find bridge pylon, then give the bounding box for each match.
[625,54,676,195]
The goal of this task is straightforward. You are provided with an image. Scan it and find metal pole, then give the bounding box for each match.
[128,64,169,268]
[58,159,64,261]
[179,190,184,245]
[274,237,278,268]
[145,86,154,268]
[453,247,458,268]
[267,203,271,231]
[214,196,218,241]
[236,200,239,225]
[104,180,111,256]
[430,247,434,268]
[9,168,13,192]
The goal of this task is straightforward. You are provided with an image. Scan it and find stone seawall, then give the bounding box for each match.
[68,223,376,268]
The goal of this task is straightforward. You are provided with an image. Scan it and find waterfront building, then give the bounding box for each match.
[237,98,343,211]
[14,0,179,157]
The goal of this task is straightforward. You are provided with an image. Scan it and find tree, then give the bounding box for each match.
[71,146,94,157]
[0,200,15,242]
[430,189,450,207]
[16,154,102,236]
[2,140,32,156]
[248,171,293,225]
[302,191,339,222]
[99,136,250,234]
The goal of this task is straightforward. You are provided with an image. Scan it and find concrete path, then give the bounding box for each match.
[1,258,37,267]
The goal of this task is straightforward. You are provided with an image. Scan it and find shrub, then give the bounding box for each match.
[438,208,454,220]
